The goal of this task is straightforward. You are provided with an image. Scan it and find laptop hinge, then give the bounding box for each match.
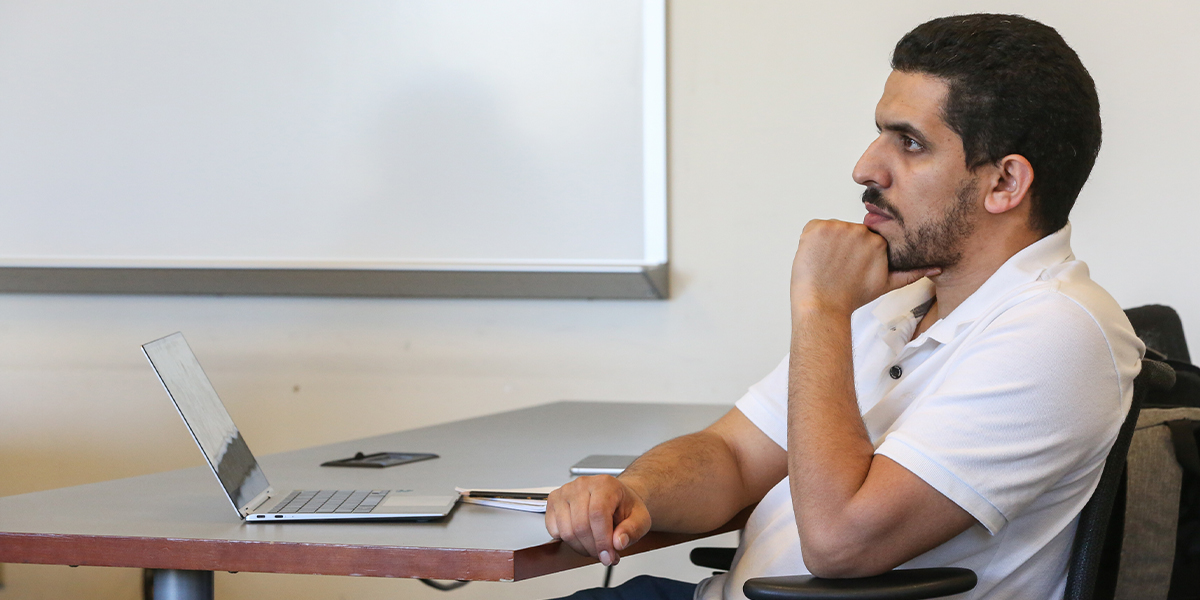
[241,487,275,517]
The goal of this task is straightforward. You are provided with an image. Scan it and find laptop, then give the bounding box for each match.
[142,332,459,522]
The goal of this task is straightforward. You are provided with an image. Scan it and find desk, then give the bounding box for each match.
[0,401,738,597]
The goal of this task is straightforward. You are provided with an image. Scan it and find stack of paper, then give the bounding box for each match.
[455,486,558,513]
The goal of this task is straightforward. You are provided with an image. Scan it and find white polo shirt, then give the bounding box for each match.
[696,224,1144,600]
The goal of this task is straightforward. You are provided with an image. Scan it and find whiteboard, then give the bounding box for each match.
[0,0,667,298]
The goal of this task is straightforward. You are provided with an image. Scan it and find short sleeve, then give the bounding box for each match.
[875,292,1130,534]
[735,355,790,450]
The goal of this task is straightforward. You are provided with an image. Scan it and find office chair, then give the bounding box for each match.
[1124,305,1190,363]
[693,306,1188,599]
[730,359,1175,600]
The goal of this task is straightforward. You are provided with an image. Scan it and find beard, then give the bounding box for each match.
[862,178,978,272]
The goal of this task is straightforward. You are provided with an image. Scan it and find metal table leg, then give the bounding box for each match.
[151,569,214,600]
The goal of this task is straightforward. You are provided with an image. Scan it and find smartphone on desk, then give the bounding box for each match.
[569,454,638,476]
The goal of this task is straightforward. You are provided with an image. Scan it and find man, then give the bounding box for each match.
[545,14,1143,600]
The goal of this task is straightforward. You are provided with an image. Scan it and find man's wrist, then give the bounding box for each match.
[791,300,854,325]
[617,474,651,509]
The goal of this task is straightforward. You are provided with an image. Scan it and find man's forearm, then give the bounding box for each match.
[787,305,878,567]
[781,220,970,576]
[620,429,762,533]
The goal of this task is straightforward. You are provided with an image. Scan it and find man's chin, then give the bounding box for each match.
[887,255,940,273]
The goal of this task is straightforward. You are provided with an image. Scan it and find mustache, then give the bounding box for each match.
[861,188,903,225]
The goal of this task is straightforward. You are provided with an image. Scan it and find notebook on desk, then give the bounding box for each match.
[142,332,459,522]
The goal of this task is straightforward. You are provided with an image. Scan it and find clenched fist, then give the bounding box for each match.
[545,475,652,566]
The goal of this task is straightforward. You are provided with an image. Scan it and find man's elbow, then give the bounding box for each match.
[799,527,895,579]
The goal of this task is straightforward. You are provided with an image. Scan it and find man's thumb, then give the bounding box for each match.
[613,511,651,551]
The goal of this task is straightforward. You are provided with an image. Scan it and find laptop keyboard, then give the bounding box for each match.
[267,490,389,514]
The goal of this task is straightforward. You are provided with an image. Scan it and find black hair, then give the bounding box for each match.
[891,14,1101,235]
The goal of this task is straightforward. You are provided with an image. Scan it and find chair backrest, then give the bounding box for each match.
[1065,359,1176,600]
[1125,305,1191,363]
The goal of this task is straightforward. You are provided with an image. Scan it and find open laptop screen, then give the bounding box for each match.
[143,333,270,512]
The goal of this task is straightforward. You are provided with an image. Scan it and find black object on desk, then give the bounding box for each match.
[321,452,438,468]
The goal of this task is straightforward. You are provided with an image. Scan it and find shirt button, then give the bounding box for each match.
[889,365,903,379]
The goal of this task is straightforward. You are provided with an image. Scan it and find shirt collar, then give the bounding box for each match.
[922,222,1076,344]
[871,276,935,330]
[868,222,1076,345]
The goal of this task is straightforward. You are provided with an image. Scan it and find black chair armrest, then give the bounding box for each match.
[690,547,738,571]
[743,567,977,600]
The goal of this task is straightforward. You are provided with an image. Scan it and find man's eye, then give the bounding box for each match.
[902,136,923,151]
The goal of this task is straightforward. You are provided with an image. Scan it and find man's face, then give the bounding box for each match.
[853,71,985,272]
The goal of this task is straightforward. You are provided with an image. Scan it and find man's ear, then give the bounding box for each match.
[984,154,1034,215]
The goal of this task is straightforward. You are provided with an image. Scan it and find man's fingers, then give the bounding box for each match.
[545,488,563,539]
[542,475,649,566]
[612,503,652,552]
[547,488,591,556]
[555,500,589,556]
[568,490,600,557]
[792,219,917,312]
[589,502,618,565]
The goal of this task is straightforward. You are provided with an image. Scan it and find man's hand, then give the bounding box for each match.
[543,410,786,566]
[790,220,938,315]
[545,475,652,566]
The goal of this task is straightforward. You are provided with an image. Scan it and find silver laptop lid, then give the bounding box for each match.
[143,332,270,516]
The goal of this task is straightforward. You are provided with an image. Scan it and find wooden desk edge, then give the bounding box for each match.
[0,532,513,581]
[0,509,751,582]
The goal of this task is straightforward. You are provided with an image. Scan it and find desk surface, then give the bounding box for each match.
[0,401,735,581]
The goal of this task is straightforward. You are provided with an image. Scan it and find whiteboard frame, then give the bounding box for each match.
[1,0,669,300]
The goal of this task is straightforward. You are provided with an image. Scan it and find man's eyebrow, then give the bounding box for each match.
[876,120,932,147]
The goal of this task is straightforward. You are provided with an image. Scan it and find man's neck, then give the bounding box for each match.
[919,226,1045,334]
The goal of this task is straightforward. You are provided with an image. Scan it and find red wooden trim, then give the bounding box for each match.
[0,533,515,581]
[0,508,753,582]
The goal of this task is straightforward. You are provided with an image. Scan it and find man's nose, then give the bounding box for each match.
[852,136,890,189]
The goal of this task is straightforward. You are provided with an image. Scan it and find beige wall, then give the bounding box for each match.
[2,1,1196,598]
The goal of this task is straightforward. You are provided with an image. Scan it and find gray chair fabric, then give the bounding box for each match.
[1114,406,1200,600]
